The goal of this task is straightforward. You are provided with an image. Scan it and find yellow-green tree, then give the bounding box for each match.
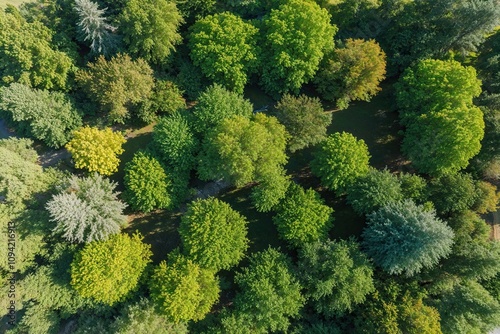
[66,126,125,176]
[70,233,152,305]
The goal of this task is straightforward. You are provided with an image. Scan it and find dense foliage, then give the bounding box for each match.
[311,132,371,192]
[189,12,258,94]
[179,198,249,271]
[396,59,484,176]
[363,200,454,276]
[66,126,125,176]
[149,254,220,323]
[70,233,152,305]
[259,0,337,96]
[76,54,154,123]
[0,83,82,148]
[119,0,183,64]
[298,239,375,316]
[314,38,386,109]
[124,151,172,212]
[273,183,333,248]
[47,173,127,243]
[274,94,332,152]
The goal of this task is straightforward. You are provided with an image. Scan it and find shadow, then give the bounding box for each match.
[124,209,182,264]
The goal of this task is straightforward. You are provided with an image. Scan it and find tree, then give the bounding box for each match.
[274,94,332,152]
[0,83,82,148]
[198,113,289,188]
[152,112,197,173]
[471,107,500,180]
[70,232,152,305]
[354,281,442,334]
[399,172,428,204]
[273,183,333,248]
[434,280,500,334]
[233,248,305,333]
[0,9,73,90]
[250,169,290,213]
[189,12,258,94]
[119,0,183,64]
[260,0,337,96]
[362,200,454,276]
[317,0,381,29]
[66,126,125,176]
[473,181,499,214]
[346,168,403,215]
[428,173,478,216]
[314,39,386,109]
[74,0,117,55]
[190,84,253,135]
[382,0,500,71]
[298,239,374,316]
[123,152,172,213]
[310,132,371,193]
[75,54,154,123]
[179,198,249,271]
[138,80,186,123]
[46,173,127,243]
[110,298,188,334]
[396,59,484,176]
[149,254,220,323]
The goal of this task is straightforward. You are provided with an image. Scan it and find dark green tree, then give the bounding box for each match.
[362,200,454,276]
[298,239,375,316]
[346,168,403,215]
[274,94,332,152]
[232,248,305,333]
[428,173,478,216]
[190,84,253,135]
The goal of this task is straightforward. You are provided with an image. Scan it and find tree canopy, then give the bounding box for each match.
[76,54,154,123]
[47,173,127,243]
[66,126,126,176]
[314,38,386,109]
[362,200,454,276]
[189,12,258,94]
[298,239,375,316]
[259,0,337,96]
[119,0,183,64]
[273,183,333,248]
[311,132,371,192]
[396,59,484,176]
[149,254,220,323]
[179,198,249,271]
[0,83,82,148]
[70,233,152,305]
[274,94,332,152]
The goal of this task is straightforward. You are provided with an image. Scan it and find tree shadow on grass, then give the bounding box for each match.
[124,209,182,264]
